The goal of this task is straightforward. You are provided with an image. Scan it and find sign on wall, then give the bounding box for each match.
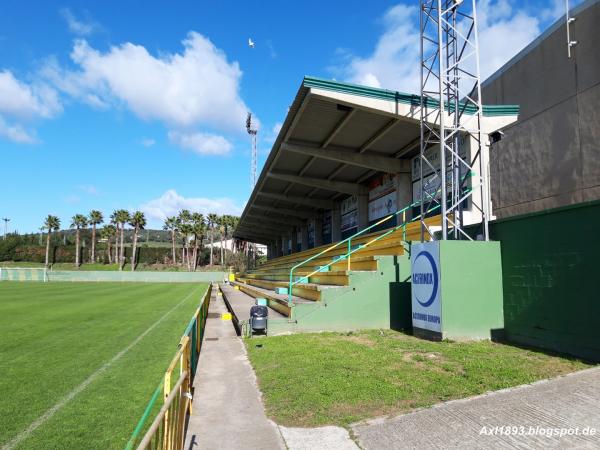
[411,241,442,333]
[368,174,397,221]
[341,210,357,232]
[411,133,469,182]
[341,195,358,232]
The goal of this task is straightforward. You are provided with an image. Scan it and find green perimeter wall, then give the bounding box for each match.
[439,241,504,340]
[46,270,226,283]
[490,200,600,361]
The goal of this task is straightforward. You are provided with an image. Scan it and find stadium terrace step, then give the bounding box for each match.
[254,215,440,273]
[236,277,340,302]
[231,281,315,317]
[242,270,351,286]
[219,283,287,333]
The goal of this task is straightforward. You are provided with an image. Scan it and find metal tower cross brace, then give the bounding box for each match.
[419,0,489,242]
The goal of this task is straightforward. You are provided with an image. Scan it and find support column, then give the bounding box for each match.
[395,172,412,220]
[313,217,323,247]
[274,239,280,258]
[331,205,341,243]
[300,224,309,251]
[280,235,287,256]
[267,243,272,260]
[290,227,298,253]
[357,194,369,230]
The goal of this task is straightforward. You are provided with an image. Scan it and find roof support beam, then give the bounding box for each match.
[251,203,315,219]
[247,213,305,227]
[268,171,369,195]
[234,234,271,244]
[237,222,286,234]
[281,143,410,174]
[359,119,398,153]
[258,191,334,210]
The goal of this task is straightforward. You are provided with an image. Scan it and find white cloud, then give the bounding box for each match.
[59,8,99,36]
[0,70,61,144]
[141,138,156,147]
[140,189,243,223]
[49,32,253,134]
[262,121,283,147]
[333,1,558,93]
[168,130,232,156]
[0,70,61,120]
[0,117,38,144]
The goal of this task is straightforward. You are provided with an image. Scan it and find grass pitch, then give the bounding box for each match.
[246,330,592,428]
[0,281,208,450]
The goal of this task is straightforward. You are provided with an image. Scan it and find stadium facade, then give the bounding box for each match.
[234,0,600,360]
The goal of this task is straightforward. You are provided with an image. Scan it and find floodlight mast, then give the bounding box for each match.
[419,0,488,242]
[246,112,258,189]
[1,218,9,240]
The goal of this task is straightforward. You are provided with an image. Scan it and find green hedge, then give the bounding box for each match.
[8,245,174,265]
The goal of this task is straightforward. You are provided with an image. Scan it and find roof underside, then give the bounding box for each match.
[234,76,519,243]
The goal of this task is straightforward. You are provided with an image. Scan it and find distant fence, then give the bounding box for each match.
[0,268,226,283]
[125,284,212,450]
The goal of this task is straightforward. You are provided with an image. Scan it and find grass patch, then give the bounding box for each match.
[0,281,208,449]
[245,330,593,428]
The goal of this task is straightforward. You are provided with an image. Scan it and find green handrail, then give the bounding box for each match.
[288,199,434,305]
[286,170,478,306]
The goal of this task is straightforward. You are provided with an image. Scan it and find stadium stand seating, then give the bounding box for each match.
[234,216,441,319]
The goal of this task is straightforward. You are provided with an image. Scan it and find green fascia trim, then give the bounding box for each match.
[303,76,520,117]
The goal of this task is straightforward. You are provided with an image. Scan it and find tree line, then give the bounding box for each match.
[41,210,239,271]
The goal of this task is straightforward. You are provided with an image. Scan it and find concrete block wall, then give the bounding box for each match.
[483,0,600,219]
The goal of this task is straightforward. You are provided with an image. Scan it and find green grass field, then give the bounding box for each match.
[246,330,593,427]
[0,281,208,450]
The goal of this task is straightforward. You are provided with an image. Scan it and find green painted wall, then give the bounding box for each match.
[268,255,411,335]
[439,241,504,340]
[490,200,600,361]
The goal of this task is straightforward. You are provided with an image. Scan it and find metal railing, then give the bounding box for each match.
[288,200,441,306]
[125,284,212,450]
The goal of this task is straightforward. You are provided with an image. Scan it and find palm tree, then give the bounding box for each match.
[207,213,218,267]
[129,211,146,271]
[100,225,117,264]
[191,213,205,270]
[163,216,178,265]
[177,210,193,270]
[115,209,130,271]
[110,211,120,265]
[88,210,103,263]
[43,215,60,267]
[70,214,88,267]
[218,216,226,266]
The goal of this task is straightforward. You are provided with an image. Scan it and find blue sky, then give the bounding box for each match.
[0,0,578,233]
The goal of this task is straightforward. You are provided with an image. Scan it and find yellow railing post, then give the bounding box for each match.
[163,369,171,449]
[347,239,351,271]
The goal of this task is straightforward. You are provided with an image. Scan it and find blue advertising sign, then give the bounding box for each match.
[411,241,442,332]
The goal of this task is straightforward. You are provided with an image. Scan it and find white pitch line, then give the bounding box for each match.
[2,285,203,450]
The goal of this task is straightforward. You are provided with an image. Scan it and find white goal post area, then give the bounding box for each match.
[0,267,49,282]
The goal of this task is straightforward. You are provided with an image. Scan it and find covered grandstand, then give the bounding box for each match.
[234,76,518,257]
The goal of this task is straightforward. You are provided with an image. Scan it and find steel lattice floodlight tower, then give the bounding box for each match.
[246,112,258,189]
[419,0,489,241]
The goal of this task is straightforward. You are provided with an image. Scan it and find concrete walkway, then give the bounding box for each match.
[352,367,600,450]
[184,284,285,450]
